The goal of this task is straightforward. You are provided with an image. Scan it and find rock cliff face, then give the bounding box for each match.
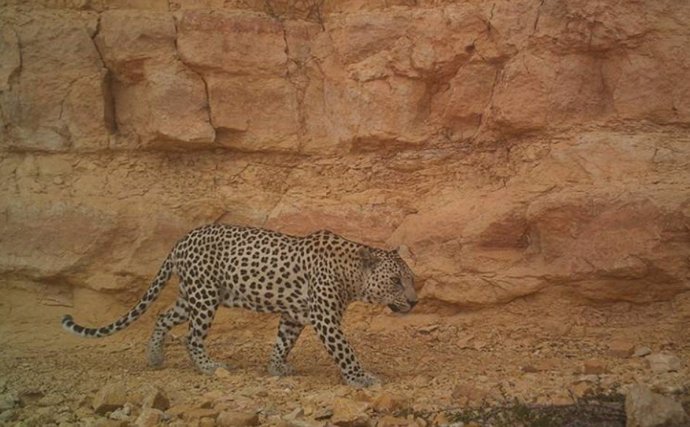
[1,0,689,310]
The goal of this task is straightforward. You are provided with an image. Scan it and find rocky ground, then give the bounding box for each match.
[1,286,689,427]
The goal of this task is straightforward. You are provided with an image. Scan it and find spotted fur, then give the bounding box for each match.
[62,224,417,387]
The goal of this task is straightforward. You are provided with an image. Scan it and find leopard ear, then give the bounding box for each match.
[358,247,379,269]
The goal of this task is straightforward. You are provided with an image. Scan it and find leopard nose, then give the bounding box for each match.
[409,300,417,308]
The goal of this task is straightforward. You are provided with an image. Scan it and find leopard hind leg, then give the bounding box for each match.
[268,316,304,376]
[147,296,189,368]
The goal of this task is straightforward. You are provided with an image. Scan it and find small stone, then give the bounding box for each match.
[417,325,440,334]
[167,404,195,419]
[520,358,560,373]
[200,416,217,427]
[573,374,599,384]
[569,381,591,398]
[0,392,19,411]
[183,408,219,420]
[38,394,64,406]
[93,382,128,415]
[350,389,372,403]
[646,353,681,373]
[550,395,574,406]
[633,346,652,357]
[56,410,76,424]
[20,388,44,403]
[607,340,635,358]
[109,403,133,421]
[135,408,164,427]
[314,408,333,420]
[372,393,405,413]
[625,384,688,427]
[23,411,54,426]
[141,386,170,411]
[284,407,304,420]
[87,418,129,427]
[582,359,608,375]
[450,383,488,406]
[0,410,16,422]
[279,408,324,427]
[431,413,449,426]
[472,340,487,351]
[280,415,324,427]
[216,410,259,427]
[203,390,226,403]
[215,367,232,379]
[377,415,411,426]
[330,398,370,427]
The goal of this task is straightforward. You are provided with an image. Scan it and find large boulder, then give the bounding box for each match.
[625,384,688,427]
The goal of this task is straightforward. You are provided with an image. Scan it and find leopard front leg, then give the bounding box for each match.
[268,316,304,376]
[309,302,379,388]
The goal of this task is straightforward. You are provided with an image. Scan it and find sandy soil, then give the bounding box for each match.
[1,284,689,426]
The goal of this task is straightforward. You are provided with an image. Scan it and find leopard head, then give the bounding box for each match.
[358,246,417,313]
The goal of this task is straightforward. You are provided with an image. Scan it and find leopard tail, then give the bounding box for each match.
[61,253,174,338]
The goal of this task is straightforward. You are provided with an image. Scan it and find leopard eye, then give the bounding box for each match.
[393,277,404,289]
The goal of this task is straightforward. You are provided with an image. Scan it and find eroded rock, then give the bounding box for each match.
[608,340,635,358]
[646,353,682,374]
[625,384,688,427]
[216,410,260,427]
[634,346,653,358]
[135,408,165,427]
[0,392,18,411]
[139,385,170,411]
[371,393,406,414]
[330,398,371,427]
[92,382,128,415]
[583,359,609,375]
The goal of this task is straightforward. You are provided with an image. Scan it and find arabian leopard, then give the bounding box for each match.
[62,224,417,387]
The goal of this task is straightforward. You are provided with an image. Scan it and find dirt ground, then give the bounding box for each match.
[1,283,689,426]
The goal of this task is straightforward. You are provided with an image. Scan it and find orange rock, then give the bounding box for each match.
[92,382,128,415]
[371,393,406,413]
[582,360,609,375]
[608,340,635,358]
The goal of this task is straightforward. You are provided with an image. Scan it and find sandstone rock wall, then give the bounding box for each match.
[1,0,689,310]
